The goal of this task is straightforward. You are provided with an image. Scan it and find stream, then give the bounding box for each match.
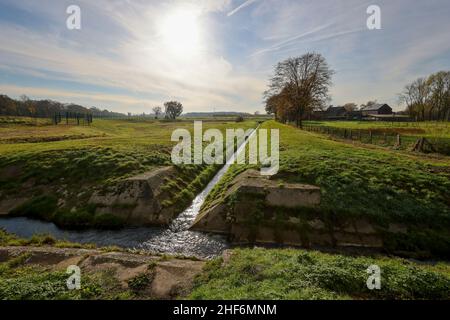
[0,127,258,259]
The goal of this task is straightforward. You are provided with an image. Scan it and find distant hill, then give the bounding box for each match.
[0,94,125,118]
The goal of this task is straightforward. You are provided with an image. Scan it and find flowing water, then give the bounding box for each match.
[0,128,257,259]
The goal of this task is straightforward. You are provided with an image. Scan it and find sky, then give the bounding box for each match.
[0,0,449,114]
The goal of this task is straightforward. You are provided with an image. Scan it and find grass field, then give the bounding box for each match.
[0,118,257,227]
[305,121,450,139]
[203,120,450,257]
[190,248,450,300]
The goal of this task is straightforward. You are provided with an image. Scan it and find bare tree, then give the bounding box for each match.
[427,71,450,121]
[265,52,334,128]
[360,100,377,110]
[152,106,162,119]
[343,103,358,112]
[164,101,183,120]
[399,78,430,121]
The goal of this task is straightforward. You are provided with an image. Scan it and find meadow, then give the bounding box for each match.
[1,118,450,300]
[0,118,257,228]
[304,121,450,139]
[203,120,450,257]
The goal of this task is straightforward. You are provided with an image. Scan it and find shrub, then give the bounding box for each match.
[127,272,154,293]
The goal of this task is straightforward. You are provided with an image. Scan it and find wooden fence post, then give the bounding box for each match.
[394,134,401,148]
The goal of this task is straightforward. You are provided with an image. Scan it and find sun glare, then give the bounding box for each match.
[159,8,201,57]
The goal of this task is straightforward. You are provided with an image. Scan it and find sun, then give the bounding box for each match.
[159,8,201,57]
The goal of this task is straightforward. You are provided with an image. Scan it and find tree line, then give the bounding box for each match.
[399,71,450,121]
[0,94,125,118]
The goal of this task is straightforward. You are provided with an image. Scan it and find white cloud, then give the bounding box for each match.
[1,0,449,113]
[0,1,265,112]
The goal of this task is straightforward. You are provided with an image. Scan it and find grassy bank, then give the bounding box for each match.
[0,118,257,228]
[1,230,449,300]
[202,121,450,257]
[190,248,450,300]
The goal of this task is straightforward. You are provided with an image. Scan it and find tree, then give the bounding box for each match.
[152,106,162,119]
[343,103,358,112]
[427,71,450,121]
[399,78,430,121]
[0,94,125,119]
[164,101,183,120]
[360,100,377,110]
[265,52,334,128]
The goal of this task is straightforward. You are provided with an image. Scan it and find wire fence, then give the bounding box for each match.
[303,125,450,156]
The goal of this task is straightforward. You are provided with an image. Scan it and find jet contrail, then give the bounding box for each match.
[227,0,259,17]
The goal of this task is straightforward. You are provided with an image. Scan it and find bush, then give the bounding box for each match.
[127,272,154,293]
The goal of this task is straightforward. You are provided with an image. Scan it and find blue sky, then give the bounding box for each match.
[0,0,449,113]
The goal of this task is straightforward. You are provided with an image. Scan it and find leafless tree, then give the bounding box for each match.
[343,103,358,112]
[265,52,334,128]
[427,71,450,121]
[152,106,162,119]
[399,78,430,121]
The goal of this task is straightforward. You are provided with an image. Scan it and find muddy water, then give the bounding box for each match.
[0,128,258,259]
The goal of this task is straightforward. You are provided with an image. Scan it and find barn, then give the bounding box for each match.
[360,103,392,116]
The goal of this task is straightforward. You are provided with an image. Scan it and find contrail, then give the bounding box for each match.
[227,0,259,17]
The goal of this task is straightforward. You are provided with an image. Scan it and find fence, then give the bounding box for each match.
[303,125,450,156]
[52,112,93,125]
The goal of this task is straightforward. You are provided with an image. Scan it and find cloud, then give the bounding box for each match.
[0,0,449,113]
[0,1,265,112]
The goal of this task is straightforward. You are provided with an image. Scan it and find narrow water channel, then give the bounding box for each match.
[0,127,258,259]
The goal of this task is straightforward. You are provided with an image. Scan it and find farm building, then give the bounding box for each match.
[360,103,392,116]
[325,106,347,120]
[320,106,362,120]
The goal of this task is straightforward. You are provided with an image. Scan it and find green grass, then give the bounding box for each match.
[0,228,96,249]
[305,121,450,139]
[303,121,450,155]
[0,255,132,300]
[189,248,450,300]
[0,118,257,227]
[202,121,450,257]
